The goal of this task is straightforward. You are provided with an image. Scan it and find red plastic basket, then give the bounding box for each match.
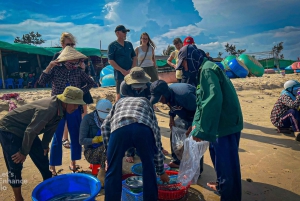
[158,171,189,200]
[158,183,190,200]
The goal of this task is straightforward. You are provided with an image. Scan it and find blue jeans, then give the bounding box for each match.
[105,123,158,201]
[0,130,52,187]
[49,108,82,166]
[209,132,242,201]
[281,109,300,132]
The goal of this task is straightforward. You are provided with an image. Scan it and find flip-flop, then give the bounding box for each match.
[62,139,71,149]
[207,181,218,191]
[69,165,80,172]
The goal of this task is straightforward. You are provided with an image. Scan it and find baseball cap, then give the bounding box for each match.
[175,45,188,70]
[183,36,194,46]
[115,25,130,32]
[150,80,169,105]
[96,99,112,119]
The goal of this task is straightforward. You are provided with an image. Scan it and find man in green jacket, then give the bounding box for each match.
[177,45,243,201]
[0,86,86,201]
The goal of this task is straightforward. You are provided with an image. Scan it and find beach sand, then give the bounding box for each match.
[0,73,300,200]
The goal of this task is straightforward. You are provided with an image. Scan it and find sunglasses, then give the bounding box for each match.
[120,30,127,33]
[66,43,75,47]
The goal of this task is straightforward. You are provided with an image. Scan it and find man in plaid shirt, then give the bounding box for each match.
[101,97,169,201]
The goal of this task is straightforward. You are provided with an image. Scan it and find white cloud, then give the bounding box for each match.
[229,31,235,34]
[29,13,65,21]
[103,1,120,22]
[71,12,93,20]
[0,20,116,50]
[161,25,204,38]
[0,10,6,20]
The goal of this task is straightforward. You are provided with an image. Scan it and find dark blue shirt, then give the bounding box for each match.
[168,83,196,122]
[108,40,136,80]
[120,81,151,100]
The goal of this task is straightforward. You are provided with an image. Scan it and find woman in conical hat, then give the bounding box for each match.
[38,32,96,175]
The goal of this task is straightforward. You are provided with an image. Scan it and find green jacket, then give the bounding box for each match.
[191,60,243,142]
[0,96,64,156]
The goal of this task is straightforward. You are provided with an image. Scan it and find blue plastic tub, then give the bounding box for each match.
[225,70,238,79]
[101,74,116,87]
[32,173,101,201]
[122,180,143,201]
[215,62,225,71]
[100,65,114,80]
[228,59,249,78]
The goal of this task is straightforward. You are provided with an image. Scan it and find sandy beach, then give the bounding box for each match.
[0,73,300,201]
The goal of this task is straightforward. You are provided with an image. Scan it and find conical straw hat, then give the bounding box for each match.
[57,46,88,62]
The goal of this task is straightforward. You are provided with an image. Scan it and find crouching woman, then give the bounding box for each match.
[79,99,112,187]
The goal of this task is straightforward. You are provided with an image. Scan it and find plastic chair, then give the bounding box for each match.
[5,78,15,89]
[16,78,24,88]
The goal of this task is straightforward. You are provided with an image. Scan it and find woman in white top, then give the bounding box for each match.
[135,32,159,82]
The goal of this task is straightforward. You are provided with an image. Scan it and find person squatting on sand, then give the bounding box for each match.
[101,97,170,201]
[79,99,113,188]
[108,25,137,101]
[38,41,95,175]
[0,86,86,201]
[270,80,300,141]
[184,46,243,201]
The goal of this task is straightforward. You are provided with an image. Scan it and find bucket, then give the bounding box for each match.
[32,173,101,201]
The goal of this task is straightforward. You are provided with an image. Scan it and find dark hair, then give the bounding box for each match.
[173,38,182,45]
[140,32,156,49]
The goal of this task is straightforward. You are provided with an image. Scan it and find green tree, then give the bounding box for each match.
[272,42,284,59]
[224,43,246,56]
[14,31,45,45]
[162,45,175,56]
[217,52,223,58]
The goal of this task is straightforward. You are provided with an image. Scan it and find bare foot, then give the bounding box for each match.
[207,181,218,191]
[49,166,57,176]
[162,149,169,155]
[168,162,179,168]
[125,156,134,163]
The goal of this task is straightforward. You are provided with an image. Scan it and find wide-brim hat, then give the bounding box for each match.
[57,46,88,62]
[57,86,86,105]
[124,67,151,85]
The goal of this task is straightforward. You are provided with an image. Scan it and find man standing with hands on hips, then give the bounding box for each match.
[108,25,137,101]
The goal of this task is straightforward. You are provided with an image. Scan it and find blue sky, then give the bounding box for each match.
[0,0,299,60]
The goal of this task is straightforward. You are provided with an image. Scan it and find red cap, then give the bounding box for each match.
[183,36,194,46]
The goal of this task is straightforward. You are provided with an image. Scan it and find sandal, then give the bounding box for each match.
[62,139,70,149]
[50,169,57,176]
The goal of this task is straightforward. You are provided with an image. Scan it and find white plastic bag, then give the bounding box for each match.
[171,126,187,160]
[177,136,209,186]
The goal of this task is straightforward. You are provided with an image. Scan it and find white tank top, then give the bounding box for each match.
[137,46,154,67]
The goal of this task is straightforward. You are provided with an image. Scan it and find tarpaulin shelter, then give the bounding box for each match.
[0,41,101,88]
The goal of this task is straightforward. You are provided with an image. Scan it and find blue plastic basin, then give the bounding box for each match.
[228,59,248,78]
[32,173,101,201]
[100,65,114,80]
[101,74,116,87]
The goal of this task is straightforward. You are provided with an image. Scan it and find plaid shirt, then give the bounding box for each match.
[101,97,165,175]
[270,95,300,127]
[38,66,95,96]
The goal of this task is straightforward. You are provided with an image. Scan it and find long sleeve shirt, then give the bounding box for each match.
[270,94,300,127]
[38,66,95,96]
[101,97,165,175]
[0,96,64,155]
[167,83,197,122]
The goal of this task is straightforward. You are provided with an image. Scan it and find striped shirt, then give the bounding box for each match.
[101,97,165,175]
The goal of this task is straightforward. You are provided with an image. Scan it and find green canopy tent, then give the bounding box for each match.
[0,41,102,88]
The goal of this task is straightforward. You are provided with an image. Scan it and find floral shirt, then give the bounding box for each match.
[270,95,300,127]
